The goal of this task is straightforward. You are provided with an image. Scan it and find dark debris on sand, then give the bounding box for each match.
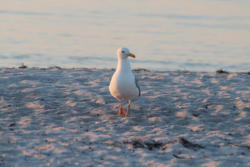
[179,137,205,151]
[216,69,229,74]
[18,63,28,69]
[122,137,205,152]
[123,139,177,151]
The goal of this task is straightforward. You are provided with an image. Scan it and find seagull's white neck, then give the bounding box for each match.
[116,57,132,73]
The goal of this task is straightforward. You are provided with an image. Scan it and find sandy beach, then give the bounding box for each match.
[0,67,249,167]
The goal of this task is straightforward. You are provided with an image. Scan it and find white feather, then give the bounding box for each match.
[109,48,139,101]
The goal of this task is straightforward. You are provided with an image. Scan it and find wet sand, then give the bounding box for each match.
[0,68,249,167]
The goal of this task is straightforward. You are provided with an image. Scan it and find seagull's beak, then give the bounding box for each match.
[128,53,136,58]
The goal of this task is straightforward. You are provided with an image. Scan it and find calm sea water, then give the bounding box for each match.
[1,0,250,71]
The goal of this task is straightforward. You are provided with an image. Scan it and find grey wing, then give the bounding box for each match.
[135,77,141,96]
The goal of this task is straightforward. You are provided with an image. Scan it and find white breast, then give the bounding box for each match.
[109,70,139,101]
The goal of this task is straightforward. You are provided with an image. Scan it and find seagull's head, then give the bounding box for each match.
[117,48,135,60]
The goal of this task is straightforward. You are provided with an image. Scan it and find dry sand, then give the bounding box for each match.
[0,67,249,167]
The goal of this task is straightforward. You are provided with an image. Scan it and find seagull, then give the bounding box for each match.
[109,48,140,116]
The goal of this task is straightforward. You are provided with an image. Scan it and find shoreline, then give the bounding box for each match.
[0,67,249,167]
[1,66,250,74]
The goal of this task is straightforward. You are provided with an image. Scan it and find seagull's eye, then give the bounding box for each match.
[121,51,125,53]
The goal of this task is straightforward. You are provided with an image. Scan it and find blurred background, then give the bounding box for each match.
[0,0,250,71]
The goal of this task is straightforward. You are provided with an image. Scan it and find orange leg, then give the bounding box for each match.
[118,101,127,116]
[126,100,131,116]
